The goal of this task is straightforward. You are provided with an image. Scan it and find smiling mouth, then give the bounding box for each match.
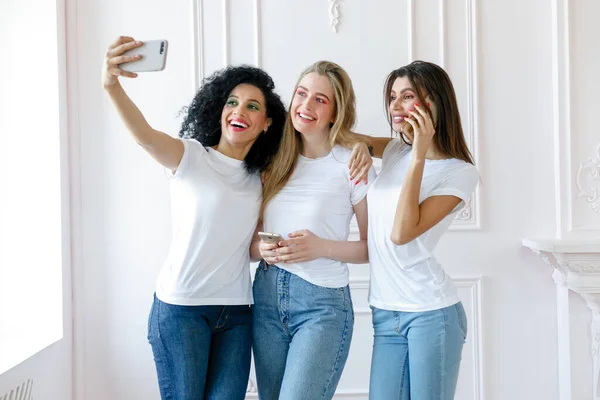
[229,121,248,129]
[298,112,315,122]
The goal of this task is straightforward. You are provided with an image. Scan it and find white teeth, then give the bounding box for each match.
[299,113,315,121]
[230,121,248,128]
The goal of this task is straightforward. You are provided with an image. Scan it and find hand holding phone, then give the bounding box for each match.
[258,232,283,245]
[102,37,168,89]
[120,39,168,72]
[257,232,282,265]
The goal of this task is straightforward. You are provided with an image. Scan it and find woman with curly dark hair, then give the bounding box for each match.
[102,36,286,400]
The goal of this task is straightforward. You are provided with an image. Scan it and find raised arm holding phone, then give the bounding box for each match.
[102,35,287,400]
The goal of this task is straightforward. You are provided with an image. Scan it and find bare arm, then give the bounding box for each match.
[353,133,393,159]
[320,198,368,264]
[274,198,369,264]
[390,103,461,245]
[390,157,461,245]
[103,36,184,171]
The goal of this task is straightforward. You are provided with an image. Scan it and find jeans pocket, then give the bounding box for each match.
[454,302,468,340]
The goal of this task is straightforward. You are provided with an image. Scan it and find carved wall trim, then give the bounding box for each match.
[576,143,600,215]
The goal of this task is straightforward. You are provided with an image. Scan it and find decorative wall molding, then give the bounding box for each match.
[576,143,600,214]
[450,0,481,231]
[438,0,446,68]
[406,0,414,62]
[222,0,230,66]
[191,0,204,91]
[523,238,600,399]
[253,0,262,67]
[329,0,341,33]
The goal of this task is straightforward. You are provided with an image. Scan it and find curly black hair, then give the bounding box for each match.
[179,65,286,174]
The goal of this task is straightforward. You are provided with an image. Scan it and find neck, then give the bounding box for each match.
[299,130,332,159]
[402,133,448,160]
[214,139,253,161]
[424,144,447,160]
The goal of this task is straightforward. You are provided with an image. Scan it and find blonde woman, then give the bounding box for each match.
[249,61,375,400]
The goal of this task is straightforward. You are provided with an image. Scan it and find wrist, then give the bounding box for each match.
[103,80,122,93]
[410,153,426,165]
[319,238,332,259]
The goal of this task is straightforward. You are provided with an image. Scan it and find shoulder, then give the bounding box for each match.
[383,139,410,159]
[441,160,479,187]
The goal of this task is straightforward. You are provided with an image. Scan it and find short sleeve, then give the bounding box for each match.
[350,165,378,205]
[167,138,207,180]
[428,164,479,203]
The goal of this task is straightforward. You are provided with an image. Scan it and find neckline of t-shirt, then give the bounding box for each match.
[298,145,347,162]
[405,148,461,164]
[206,147,245,168]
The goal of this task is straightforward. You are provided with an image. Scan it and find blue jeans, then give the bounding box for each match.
[252,262,354,400]
[369,303,468,400]
[147,294,252,400]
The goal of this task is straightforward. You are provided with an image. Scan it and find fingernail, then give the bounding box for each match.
[427,103,431,107]
[415,103,420,107]
[355,181,359,185]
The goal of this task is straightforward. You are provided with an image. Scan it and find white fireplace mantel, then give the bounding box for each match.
[523,238,600,400]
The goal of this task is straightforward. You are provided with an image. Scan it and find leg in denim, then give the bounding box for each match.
[147,295,252,400]
[253,264,354,400]
[369,303,467,400]
[204,305,253,400]
[252,264,292,399]
[369,307,410,400]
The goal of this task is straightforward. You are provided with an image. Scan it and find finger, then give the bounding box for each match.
[259,249,277,259]
[409,110,424,126]
[355,164,371,184]
[108,36,135,50]
[404,116,418,130]
[263,256,278,264]
[108,54,142,66]
[108,40,143,57]
[348,145,360,171]
[414,103,430,119]
[349,154,364,180]
[278,238,299,247]
[275,246,295,255]
[107,67,138,79]
[288,230,307,238]
[260,242,278,250]
[278,252,303,262]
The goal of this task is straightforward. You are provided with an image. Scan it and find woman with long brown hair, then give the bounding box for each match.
[249,61,375,400]
[362,60,479,399]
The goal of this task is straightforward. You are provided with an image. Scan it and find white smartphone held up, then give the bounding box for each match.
[120,40,168,73]
[258,232,284,245]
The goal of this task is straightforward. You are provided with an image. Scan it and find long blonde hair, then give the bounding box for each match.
[260,61,360,218]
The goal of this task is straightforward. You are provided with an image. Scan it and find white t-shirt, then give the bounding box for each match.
[367,139,479,312]
[155,139,261,306]
[263,145,376,288]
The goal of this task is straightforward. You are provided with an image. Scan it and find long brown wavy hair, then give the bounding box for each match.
[260,61,361,218]
[384,60,474,164]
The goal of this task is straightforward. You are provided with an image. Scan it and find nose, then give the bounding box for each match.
[302,95,316,109]
[233,106,245,117]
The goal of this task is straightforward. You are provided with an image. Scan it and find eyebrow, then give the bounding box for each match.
[298,86,331,102]
[228,95,263,105]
